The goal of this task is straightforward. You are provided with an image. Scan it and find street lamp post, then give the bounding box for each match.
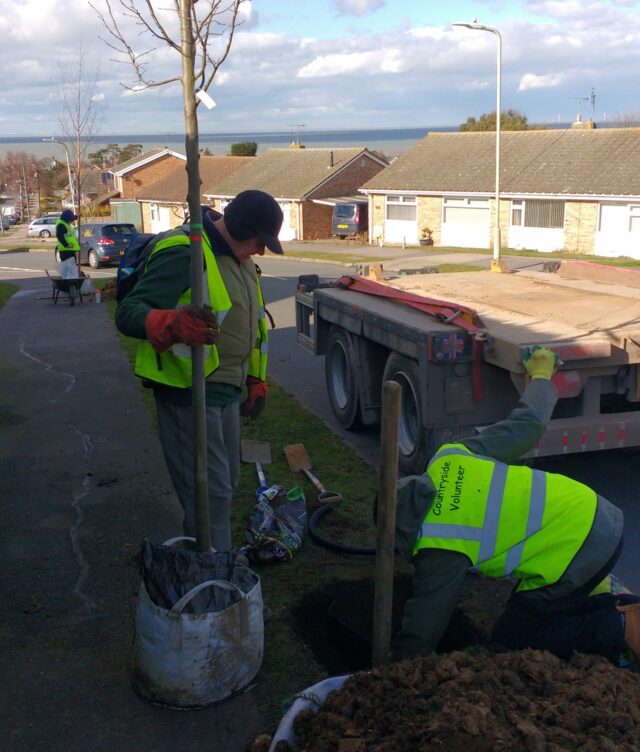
[21,163,30,220]
[33,170,41,215]
[453,20,506,272]
[42,137,76,216]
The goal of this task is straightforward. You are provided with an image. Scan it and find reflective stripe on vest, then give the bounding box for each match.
[414,443,597,591]
[134,230,231,387]
[55,218,80,252]
[247,285,268,381]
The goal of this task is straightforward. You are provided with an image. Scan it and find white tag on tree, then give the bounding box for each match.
[195,89,216,109]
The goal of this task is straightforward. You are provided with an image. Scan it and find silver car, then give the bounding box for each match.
[28,216,60,238]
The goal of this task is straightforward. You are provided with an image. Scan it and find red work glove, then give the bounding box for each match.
[144,305,219,353]
[240,376,267,419]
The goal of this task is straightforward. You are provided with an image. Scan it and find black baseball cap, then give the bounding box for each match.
[224,190,284,254]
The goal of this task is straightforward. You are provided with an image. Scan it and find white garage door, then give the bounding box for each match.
[441,197,490,248]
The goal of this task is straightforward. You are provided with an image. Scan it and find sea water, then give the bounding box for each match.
[0,126,441,162]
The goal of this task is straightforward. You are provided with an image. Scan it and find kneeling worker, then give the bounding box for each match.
[391,346,640,665]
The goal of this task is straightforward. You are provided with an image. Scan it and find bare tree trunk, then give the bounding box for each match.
[179,0,210,552]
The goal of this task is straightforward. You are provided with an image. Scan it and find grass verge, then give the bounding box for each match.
[99,284,381,724]
[414,245,640,267]
[285,250,387,265]
[0,281,18,308]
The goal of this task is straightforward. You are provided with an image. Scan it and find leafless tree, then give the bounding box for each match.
[56,50,105,269]
[609,111,640,127]
[90,0,245,550]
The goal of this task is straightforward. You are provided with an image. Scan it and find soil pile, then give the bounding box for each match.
[276,649,640,751]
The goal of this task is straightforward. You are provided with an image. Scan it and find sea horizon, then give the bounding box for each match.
[0,121,591,162]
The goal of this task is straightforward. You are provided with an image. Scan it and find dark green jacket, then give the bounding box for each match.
[115,224,258,407]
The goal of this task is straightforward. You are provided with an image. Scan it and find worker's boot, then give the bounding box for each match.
[616,594,640,659]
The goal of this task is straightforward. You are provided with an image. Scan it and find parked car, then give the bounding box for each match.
[78,222,138,268]
[28,216,59,238]
[331,201,368,238]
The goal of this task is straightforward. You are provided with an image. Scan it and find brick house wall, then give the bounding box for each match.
[370,194,385,240]
[293,155,386,240]
[311,155,386,200]
[417,196,443,245]
[119,156,186,199]
[564,201,598,254]
[301,201,332,239]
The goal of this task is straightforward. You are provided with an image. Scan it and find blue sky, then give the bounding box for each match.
[1,0,640,137]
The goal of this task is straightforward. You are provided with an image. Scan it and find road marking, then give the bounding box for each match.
[0,266,44,273]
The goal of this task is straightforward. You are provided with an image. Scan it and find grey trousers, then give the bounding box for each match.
[156,399,240,551]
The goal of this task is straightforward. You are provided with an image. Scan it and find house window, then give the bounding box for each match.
[510,200,564,228]
[511,200,523,226]
[386,195,417,221]
[443,197,490,224]
[150,204,158,221]
[629,205,640,232]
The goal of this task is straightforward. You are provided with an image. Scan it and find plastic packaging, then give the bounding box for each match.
[269,675,351,750]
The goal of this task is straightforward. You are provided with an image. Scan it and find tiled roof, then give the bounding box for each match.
[205,147,386,200]
[112,147,185,175]
[361,128,640,197]
[136,156,254,202]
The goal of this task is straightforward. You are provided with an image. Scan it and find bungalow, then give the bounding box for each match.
[361,128,640,258]
[135,155,253,233]
[205,146,388,241]
[110,147,186,228]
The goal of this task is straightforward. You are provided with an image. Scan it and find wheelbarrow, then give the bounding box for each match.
[45,270,87,306]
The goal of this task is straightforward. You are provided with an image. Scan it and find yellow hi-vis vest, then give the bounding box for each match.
[414,443,597,592]
[55,218,80,252]
[134,229,268,388]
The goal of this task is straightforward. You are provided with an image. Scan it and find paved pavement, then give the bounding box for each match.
[0,274,265,752]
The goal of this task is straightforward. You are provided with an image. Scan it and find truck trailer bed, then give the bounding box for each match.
[385,265,640,368]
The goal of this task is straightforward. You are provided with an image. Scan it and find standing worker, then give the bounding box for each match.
[391,346,640,666]
[116,190,283,551]
[55,209,80,280]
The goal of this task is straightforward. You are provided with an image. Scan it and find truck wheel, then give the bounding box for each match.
[325,327,362,430]
[382,353,429,474]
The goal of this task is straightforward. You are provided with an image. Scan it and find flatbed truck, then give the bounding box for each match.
[295,260,640,474]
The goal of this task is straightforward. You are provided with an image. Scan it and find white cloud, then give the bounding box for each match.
[298,47,406,78]
[298,51,373,78]
[334,0,385,17]
[3,0,640,137]
[518,72,566,91]
[460,80,490,92]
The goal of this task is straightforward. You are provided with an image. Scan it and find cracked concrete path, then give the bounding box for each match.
[0,277,264,752]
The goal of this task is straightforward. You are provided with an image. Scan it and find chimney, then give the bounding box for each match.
[328,151,334,168]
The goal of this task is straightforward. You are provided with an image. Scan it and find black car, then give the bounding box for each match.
[77,222,137,268]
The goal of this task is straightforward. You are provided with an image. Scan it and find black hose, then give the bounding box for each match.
[308,504,376,555]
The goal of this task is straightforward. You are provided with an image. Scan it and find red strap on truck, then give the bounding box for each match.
[337,276,484,399]
[338,276,482,332]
